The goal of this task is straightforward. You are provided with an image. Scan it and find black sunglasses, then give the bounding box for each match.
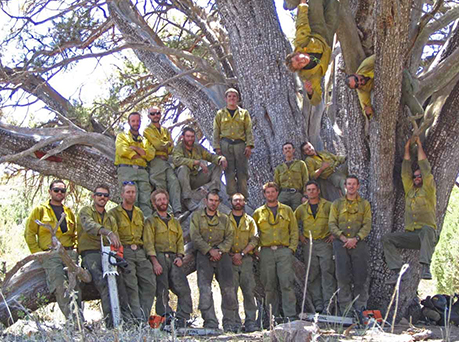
[52,188,67,194]
[95,192,109,198]
[123,181,135,185]
[413,174,422,179]
[149,111,161,115]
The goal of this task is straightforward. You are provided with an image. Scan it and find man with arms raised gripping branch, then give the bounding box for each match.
[115,112,155,217]
[226,193,259,332]
[77,184,123,328]
[24,179,79,319]
[383,137,437,285]
[253,182,299,322]
[301,141,346,195]
[190,190,238,332]
[173,127,228,211]
[295,180,336,314]
[144,106,183,216]
[144,189,192,328]
[213,88,254,200]
[108,182,156,322]
[329,175,371,314]
[274,142,309,211]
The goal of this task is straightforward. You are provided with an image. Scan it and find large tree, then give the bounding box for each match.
[1,0,459,326]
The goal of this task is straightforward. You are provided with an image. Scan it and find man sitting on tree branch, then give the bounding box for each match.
[383,137,437,285]
[285,0,340,106]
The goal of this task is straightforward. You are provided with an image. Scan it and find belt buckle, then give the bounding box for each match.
[132,165,139,170]
[131,244,138,251]
[271,246,278,251]
[290,188,296,192]
[165,253,170,258]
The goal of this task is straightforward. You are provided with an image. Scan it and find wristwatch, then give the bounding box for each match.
[355,235,361,242]
[240,252,245,257]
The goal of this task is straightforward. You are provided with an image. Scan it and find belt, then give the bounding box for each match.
[221,137,245,145]
[123,244,143,251]
[262,245,286,250]
[281,188,300,193]
[118,164,147,170]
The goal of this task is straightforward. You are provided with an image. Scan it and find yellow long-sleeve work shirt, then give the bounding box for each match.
[355,54,375,114]
[107,205,146,247]
[329,195,372,240]
[213,107,254,149]
[305,151,346,180]
[253,202,299,253]
[144,213,185,256]
[24,201,76,254]
[144,124,173,159]
[115,131,155,167]
[274,160,309,191]
[402,158,437,231]
[294,4,332,106]
[295,198,332,240]
[172,141,222,176]
[77,205,118,253]
[229,212,258,254]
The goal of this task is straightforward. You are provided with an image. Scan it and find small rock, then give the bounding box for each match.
[271,320,317,342]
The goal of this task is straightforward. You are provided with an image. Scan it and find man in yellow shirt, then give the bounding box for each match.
[24,179,79,319]
[253,182,298,322]
[115,112,155,217]
[144,106,182,216]
[213,88,254,200]
[274,142,309,210]
[285,0,340,106]
[329,175,371,313]
[144,189,192,328]
[227,193,259,332]
[173,127,227,210]
[345,54,375,118]
[295,180,335,314]
[301,141,347,195]
[77,184,123,328]
[383,137,437,284]
[189,191,237,331]
[108,182,156,322]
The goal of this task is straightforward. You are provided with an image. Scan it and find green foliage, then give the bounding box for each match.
[431,186,459,295]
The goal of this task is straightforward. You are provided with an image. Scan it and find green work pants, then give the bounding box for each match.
[117,166,152,217]
[303,239,336,312]
[155,252,192,320]
[220,140,249,199]
[328,171,346,196]
[149,158,182,214]
[222,255,257,327]
[196,252,237,329]
[121,248,156,322]
[82,252,112,327]
[333,240,369,312]
[401,69,424,117]
[41,251,82,320]
[278,190,303,211]
[382,225,437,270]
[260,247,297,318]
[176,164,222,199]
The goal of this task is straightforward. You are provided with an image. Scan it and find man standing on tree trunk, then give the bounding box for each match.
[329,175,371,314]
[253,182,299,322]
[274,142,309,211]
[190,190,238,332]
[144,106,183,217]
[227,193,259,332]
[383,137,437,285]
[115,112,155,217]
[295,180,336,314]
[301,141,347,196]
[24,179,79,320]
[213,88,254,201]
[108,182,156,323]
[144,189,192,328]
[77,184,125,328]
[285,0,340,106]
[173,127,227,211]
